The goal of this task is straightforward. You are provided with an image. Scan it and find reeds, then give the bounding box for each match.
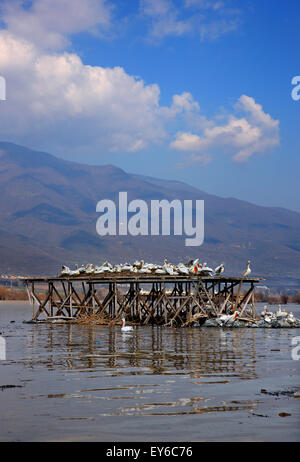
[0,286,27,300]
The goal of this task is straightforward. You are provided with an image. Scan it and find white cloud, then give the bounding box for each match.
[0,1,278,162]
[0,30,172,152]
[170,95,279,162]
[140,0,241,41]
[1,0,113,50]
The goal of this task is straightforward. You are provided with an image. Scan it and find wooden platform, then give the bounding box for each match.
[24,273,264,326]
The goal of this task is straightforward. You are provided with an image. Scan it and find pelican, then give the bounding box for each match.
[199,263,214,276]
[287,312,297,325]
[61,265,70,275]
[219,311,239,325]
[177,263,189,275]
[261,305,269,317]
[120,263,133,272]
[242,261,251,277]
[121,317,133,332]
[276,305,289,320]
[214,263,224,275]
[163,259,175,275]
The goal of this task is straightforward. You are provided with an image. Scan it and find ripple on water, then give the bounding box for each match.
[0,302,300,441]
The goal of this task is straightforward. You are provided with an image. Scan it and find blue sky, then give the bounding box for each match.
[0,0,299,211]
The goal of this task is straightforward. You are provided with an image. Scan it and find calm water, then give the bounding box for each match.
[0,301,299,442]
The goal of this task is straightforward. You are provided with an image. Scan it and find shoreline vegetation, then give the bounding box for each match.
[0,285,300,304]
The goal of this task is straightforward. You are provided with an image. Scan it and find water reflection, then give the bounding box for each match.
[24,324,258,380]
[1,303,299,440]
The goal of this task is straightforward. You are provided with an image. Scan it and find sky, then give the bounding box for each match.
[0,0,299,212]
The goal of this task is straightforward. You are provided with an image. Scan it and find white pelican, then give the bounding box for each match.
[261,305,270,317]
[177,263,189,275]
[275,305,289,320]
[199,263,214,276]
[120,263,133,272]
[242,261,251,277]
[121,317,133,332]
[214,263,224,275]
[163,260,175,275]
[219,311,239,325]
[287,312,297,325]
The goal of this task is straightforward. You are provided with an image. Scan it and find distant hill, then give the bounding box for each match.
[0,141,300,290]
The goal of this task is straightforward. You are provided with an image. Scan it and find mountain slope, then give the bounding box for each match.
[0,141,300,289]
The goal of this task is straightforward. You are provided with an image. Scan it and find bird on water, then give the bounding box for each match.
[121,317,133,332]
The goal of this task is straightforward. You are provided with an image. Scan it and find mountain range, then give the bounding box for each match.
[0,141,300,290]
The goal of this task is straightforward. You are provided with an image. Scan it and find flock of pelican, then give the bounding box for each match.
[61,259,251,277]
[260,305,298,326]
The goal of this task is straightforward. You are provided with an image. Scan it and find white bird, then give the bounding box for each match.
[264,314,272,324]
[177,263,189,275]
[214,263,224,275]
[276,305,289,320]
[120,263,133,272]
[261,305,269,316]
[242,260,251,277]
[163,259,175,275]
[199,263,214,276]
[287,312,297,325]
[121,317,133,332]
[219,311,239,325]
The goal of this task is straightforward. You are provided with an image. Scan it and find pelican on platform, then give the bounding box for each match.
[199,263,214,276]
[214,263,224,275]
[242,261,251,277]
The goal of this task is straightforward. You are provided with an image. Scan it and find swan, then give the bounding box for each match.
[121,318,133,332]
[242,261,251,277]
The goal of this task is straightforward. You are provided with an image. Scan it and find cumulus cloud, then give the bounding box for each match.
[0,29,171,152]
[170,95,280,162]
[0,0,113,50]
[0,0,205,154]
[0,1,278,162]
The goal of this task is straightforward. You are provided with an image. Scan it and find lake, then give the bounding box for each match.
[0,301,299,442]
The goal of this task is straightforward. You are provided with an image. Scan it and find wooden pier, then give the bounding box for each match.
[24,274,264,326]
